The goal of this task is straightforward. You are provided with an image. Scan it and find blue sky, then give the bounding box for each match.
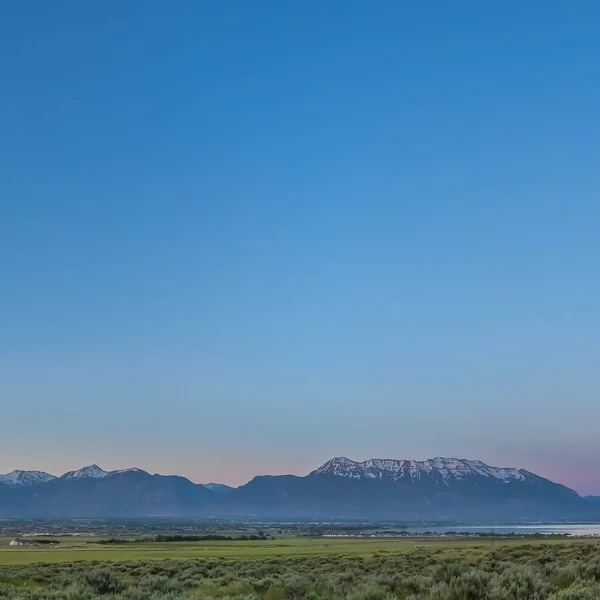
[1,1,599,493]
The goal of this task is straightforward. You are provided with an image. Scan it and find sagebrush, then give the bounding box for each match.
[3,542,600,599]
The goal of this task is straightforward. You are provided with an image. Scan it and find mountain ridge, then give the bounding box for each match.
[312,456,533,483]
[0,456,554,488]
[0,470,57,486]
[0,457,595,520]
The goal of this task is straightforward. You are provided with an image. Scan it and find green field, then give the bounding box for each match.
[2,538,600,599]
[3,536,600,600]
[1,534,597,565]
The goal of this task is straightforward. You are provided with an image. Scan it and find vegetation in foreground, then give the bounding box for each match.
[2,542,600,599]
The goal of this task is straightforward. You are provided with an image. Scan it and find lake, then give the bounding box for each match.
[404,524,600,536]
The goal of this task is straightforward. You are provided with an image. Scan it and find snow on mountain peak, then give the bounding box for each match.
[315,457,365,478]
[0,470,56,486]
[313,456,527,483]
[110,467,146,476]
[61,465,109,480]
[4,465,155,483]
[202,483,235,493]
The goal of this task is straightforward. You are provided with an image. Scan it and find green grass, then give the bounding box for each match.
[0,535,596,565]
[3,539,600,599]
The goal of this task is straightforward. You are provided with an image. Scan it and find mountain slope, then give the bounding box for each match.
[0,466,216,517]
[0,458,593,520]
[228,457,587,520]
[202,483,235,494]
[60,465,109,480]
[313,457,530,482]
[0,470,56,486]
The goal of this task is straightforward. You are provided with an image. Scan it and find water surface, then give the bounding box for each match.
[404,524,600,536]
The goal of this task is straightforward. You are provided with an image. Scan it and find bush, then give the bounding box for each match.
[1,541,600,600]
[84,569,126,596]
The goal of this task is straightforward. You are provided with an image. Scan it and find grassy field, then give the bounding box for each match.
[1,534,597,565]
[3,538,600,599]
[3,536,600,600]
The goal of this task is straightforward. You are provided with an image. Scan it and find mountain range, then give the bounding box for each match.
[0,457,595,521]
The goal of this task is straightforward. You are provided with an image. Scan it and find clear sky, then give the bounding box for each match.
[1,1,599,494]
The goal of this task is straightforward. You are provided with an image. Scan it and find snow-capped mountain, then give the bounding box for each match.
[0,458,594,520]
[202,483,235,493]
[110,467,147,476]
[0,465,216,517]
[231,455,587,520]
[313,456,529,484]
[59,465,153,480]
[60,465,109,480]
[0,470,56,486]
